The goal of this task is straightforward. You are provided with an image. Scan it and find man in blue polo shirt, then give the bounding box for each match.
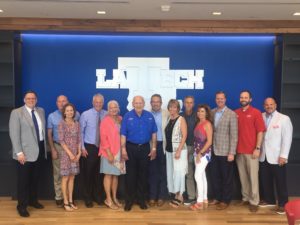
[121,95,157,211]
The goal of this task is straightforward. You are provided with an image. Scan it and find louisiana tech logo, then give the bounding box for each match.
[96,57,204,110]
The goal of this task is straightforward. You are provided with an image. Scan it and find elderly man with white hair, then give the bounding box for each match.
[121,96,157,211]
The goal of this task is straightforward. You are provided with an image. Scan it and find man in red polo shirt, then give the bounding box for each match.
[235,90,265,213]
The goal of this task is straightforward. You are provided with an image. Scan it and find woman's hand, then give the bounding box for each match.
[175,149,181,160]
[107,152,114,164]
[196,154,201,164]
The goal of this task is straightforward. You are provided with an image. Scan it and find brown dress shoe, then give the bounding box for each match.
[157,199,165,207]
[249,204,258,212]
[216,202,229,210]
[209,199,220,205]
[148,200,156,207]
[236,200,249,206]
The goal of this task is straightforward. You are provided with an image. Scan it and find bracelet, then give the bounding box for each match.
[200,152,205,156]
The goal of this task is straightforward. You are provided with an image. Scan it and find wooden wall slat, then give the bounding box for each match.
[1,17,300,33]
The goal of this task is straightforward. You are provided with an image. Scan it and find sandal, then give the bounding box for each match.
[190,202,203,211]
[104,199,119,210]
[113,199,122,208]
[169,199,182,208]
[69,202,78,210]
[63,203,73,212]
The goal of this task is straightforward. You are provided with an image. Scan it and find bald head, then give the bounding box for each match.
[264,97,277,115]
[56,95,68,111]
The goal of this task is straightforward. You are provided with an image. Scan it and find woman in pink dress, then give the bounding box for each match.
[58,103,81,212]
[190,104,213,210]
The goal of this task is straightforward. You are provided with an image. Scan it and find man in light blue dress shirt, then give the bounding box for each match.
[47,95,80,207]
[148,94,169,207]
[80,93,107,208]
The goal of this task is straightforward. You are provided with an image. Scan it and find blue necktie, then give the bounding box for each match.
[32,109,40,142]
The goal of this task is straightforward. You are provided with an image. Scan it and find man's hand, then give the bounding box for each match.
[148,149,156,160]
[51,148,58,160]
[227,154,234,162]
[252,149,260,159]
[81,148,88,158]
[278,157,287,166]
[17,153,26,165]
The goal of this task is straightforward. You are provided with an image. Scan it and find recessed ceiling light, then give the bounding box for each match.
[293,12,300,16]
[212,11,222,16]
[161,5,171,12]
[97,11,106,15]
[0,9,4,13]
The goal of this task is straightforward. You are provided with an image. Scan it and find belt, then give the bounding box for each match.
[127,141,149,147]
[54,141,61,145]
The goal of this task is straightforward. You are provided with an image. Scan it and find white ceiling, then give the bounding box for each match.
[0,0,300,20]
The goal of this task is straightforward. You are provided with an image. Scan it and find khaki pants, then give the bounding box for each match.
[236,154,259,205]
[52,143,63,200]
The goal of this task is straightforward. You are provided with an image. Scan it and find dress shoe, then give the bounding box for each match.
[216,202,229,210]
[56,199,64,207]
[29,201,44,209]
[85,201,93,208]
[157,199,165,207]
[148,200,156,207]
[249,204,258,212]
[236,200,249,206]
[208,199,220,205]
[17,206,30,217]
[124,202,133,211]
[139,202,148,210]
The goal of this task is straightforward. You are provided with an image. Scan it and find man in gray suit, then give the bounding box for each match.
[210,91,238,210]
[9,90,47,217]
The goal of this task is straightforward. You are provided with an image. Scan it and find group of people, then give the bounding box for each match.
[9,90,293,217]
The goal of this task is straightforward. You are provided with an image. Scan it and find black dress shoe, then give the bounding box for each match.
[124,202,133,211]
[29,201,44,209]
[85,201,93,208]
[17,206,30,217]
[139,202,148,210]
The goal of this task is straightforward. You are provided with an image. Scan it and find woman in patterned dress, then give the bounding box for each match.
[58,103,81,211]
[190,104,213,210]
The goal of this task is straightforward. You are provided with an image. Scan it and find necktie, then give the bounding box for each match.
[32,109,40,142]
[95,112,101,147]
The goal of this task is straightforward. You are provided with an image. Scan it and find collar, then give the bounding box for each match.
[25,105,36,113]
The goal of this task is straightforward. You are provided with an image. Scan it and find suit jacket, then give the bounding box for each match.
[260,110,293,164]
[212,107,238,156]
[9,105,47,162]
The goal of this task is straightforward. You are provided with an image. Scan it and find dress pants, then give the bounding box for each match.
[17,141,45,209]
[52,143,63,201]
[148,141,168,200]
[186,145,196,200]
[210,153,234,204]
[80,143,101,204]
[125,142,150,205]
[260,160,288,207]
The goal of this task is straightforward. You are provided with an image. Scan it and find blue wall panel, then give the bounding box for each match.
[21,34,275,116]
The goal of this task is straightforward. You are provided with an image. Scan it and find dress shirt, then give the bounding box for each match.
[180,111,196,146]
[214,106,226,128]
[152,110,163,141]
[80,108,107,148]
[121,109,157,144]
[265,112,274,127]
[47,109,80,142]
[25,105,44,141]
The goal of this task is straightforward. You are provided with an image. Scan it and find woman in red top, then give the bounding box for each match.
[99,100,124,210]
[190,104,213,210]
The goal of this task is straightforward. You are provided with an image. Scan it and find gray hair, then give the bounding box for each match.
[93,93,104,102]
[107,100,120,109]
